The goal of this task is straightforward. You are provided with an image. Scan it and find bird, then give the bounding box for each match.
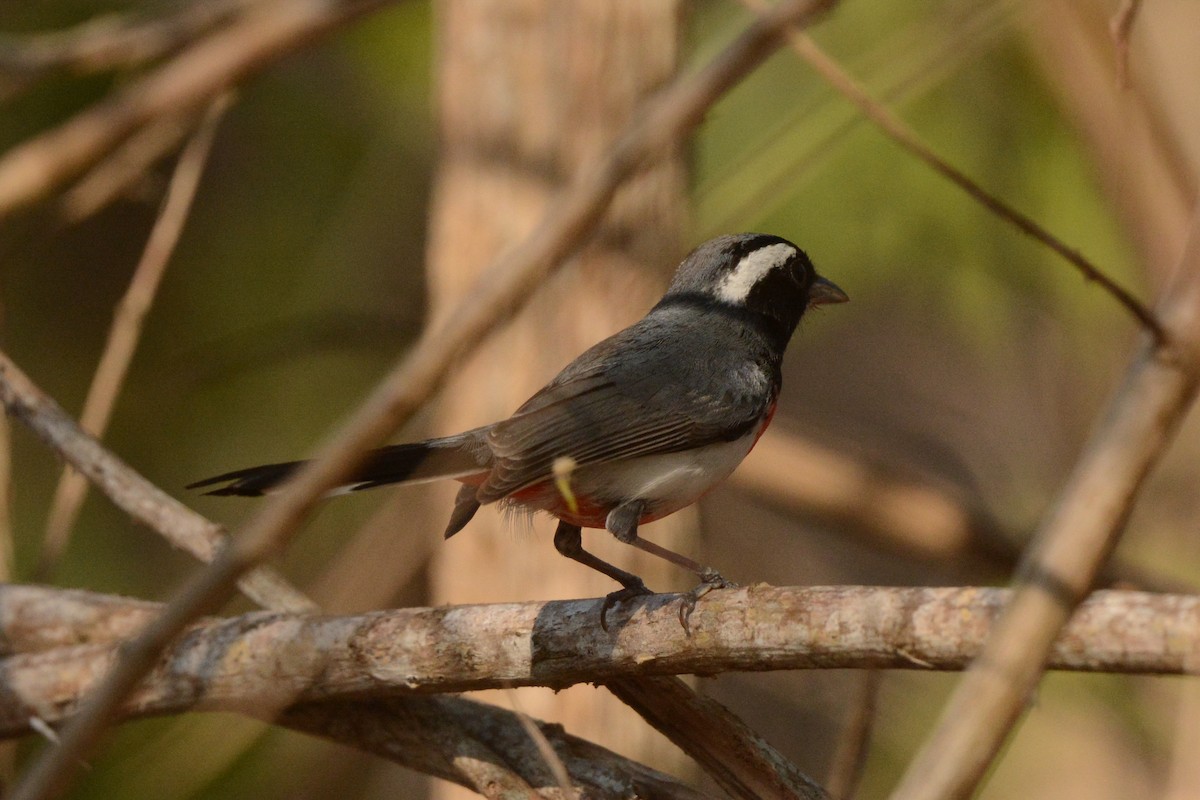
[189,233,848,628]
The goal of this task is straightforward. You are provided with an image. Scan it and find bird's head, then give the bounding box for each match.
[665,233,847,340]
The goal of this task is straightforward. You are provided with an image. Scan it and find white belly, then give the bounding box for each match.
[573,431,759,516]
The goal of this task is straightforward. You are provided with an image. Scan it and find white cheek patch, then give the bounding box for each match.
[714,243,796,304]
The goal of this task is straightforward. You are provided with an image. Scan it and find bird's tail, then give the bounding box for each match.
[187,430,492,497]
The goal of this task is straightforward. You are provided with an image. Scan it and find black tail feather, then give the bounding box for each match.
[189,437,489,497]
[186,460,303,496]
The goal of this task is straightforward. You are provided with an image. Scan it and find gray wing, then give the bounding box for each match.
[477,322,774,503]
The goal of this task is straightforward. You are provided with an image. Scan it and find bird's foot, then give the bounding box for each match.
[600,579,654,631]
[678,569,739,635]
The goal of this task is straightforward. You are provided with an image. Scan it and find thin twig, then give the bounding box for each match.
[38,96,231,579]
[736,0,1166,344]
[1109,0,1144,88]
[7,3,835,797]
[0,351,315,614]
[825,671,880,800]
[887,208,1200,800]
[0,0,389,221]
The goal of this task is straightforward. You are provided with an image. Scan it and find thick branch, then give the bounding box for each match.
[0,583,1195,738]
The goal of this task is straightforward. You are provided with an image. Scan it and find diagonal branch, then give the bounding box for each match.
[7,2,837,797]
[887,207,1200,800]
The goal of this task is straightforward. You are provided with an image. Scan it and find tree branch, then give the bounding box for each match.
[0,583,1195,739]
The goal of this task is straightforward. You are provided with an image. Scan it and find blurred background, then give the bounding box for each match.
[1,0,1198,798]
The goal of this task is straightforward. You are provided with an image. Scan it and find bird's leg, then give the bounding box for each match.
[607,500,738,633]
[553,520,651,630]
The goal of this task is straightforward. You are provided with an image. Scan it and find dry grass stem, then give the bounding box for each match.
[60,109,205,222]
[38,96,230,579]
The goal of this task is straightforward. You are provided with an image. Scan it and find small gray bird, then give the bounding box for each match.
[191,233,847,626]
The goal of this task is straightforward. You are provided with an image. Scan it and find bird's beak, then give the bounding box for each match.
[809,276,849,306]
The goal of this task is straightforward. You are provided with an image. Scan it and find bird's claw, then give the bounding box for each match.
[600,580,654,631]
[678,569,739,634]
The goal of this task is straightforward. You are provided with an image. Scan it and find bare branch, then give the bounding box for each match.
[888,209,1200,799]
[0,0,389,221]
[0,583,1196,739]
[38,96,231,578]
[6,3,838,797]
[0,350,315,614]
[0,590,714,798]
